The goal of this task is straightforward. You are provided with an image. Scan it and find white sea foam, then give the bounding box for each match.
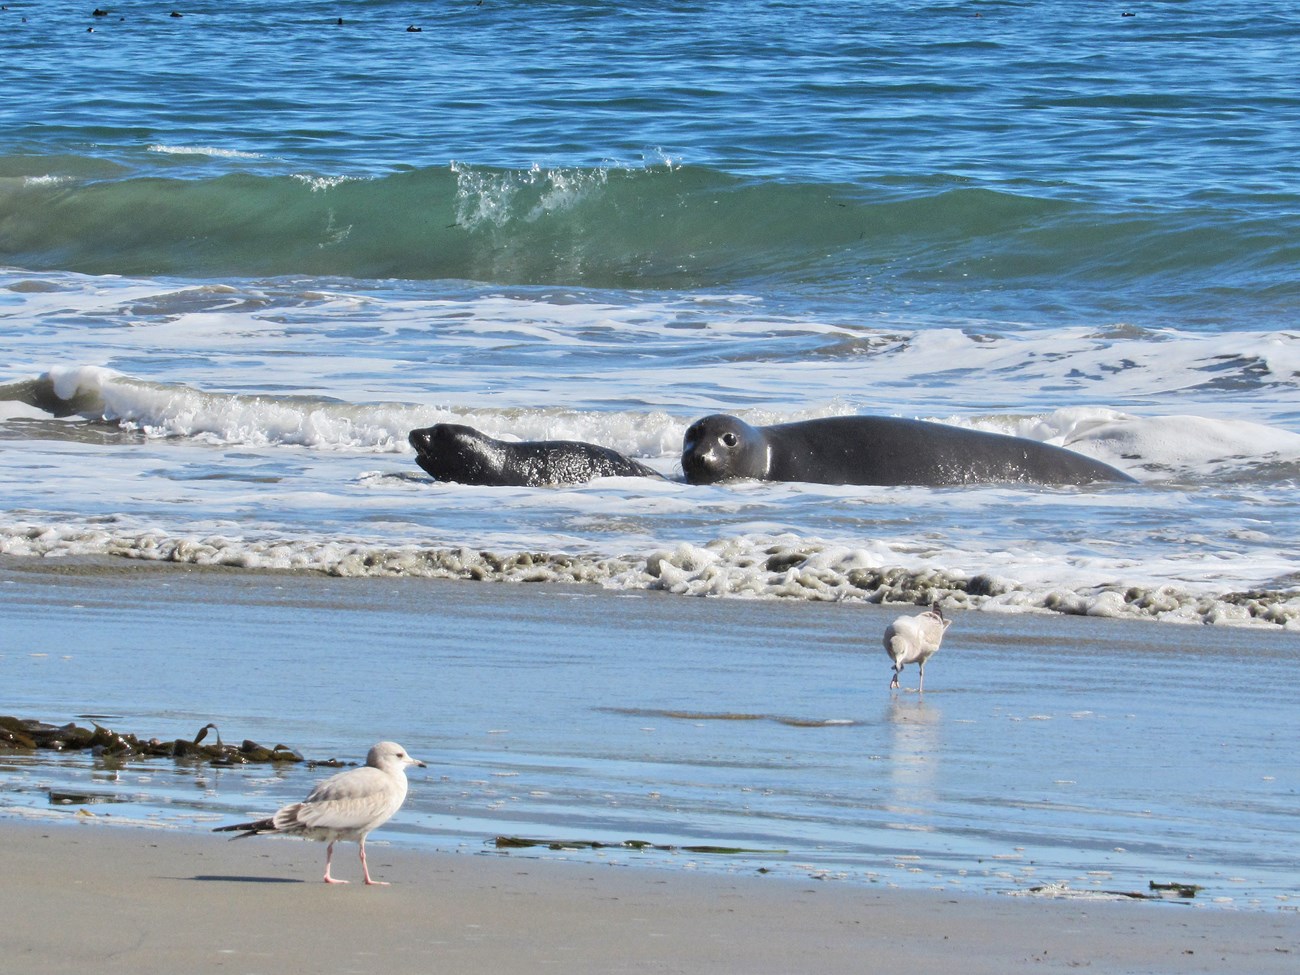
[291,173,363,192]
[148,144,264,160]
[1061,413,1300,472]
[21,174,74,187]
[4,271,1295,422]
[450,161,611,229]
[24,365,1300,479]
[2,520,1296,629]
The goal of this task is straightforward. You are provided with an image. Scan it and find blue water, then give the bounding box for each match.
[1,0,1298,907]
[4,1,1298,323]
[3,0,1298,623]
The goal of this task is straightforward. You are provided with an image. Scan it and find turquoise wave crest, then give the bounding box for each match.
[2,159,1295,306]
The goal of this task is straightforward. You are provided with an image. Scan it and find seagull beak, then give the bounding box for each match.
[410,757,427,768]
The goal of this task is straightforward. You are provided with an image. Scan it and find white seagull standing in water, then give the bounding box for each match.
[883,603,952,692]
[214,741,426,885]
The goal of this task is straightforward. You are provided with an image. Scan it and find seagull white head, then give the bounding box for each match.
[367,741,427,772]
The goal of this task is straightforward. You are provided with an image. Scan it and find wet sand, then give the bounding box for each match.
[1,819,1296,975]
[2,554,1299,910]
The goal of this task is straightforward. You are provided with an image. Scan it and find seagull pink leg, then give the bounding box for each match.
[359,837,389,886]
[323,840,349,884]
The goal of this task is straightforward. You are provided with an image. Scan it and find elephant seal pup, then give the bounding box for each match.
[681,413,1135,486]
[409,423,661,487]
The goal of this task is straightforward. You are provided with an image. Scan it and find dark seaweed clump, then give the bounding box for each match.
[0,716,334,767]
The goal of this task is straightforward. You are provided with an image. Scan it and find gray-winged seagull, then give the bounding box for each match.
[214,740,426,885]
[883,602,952,692]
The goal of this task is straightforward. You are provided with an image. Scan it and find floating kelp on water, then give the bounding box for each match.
[0,715,306,766]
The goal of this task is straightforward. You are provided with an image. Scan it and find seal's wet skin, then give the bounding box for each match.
[681,414,1135,487]
[409,424,660,487]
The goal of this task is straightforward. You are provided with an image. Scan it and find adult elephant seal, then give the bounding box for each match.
[681,414,1135,486]
[409,424,661,487]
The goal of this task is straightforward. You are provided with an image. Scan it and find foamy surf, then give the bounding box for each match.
[7,366,1300,477]
[2,522,1296,629]
[1,268,1297,632]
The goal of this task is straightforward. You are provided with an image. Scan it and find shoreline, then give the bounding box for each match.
[4,526,1299,630]
[3,554,1299,913]
[1,818,1296,974]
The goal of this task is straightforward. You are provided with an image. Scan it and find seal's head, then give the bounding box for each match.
[409,424,506,484]
[681,414,767,484]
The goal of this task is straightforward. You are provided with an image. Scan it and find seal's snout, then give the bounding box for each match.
[409,423,499,484]
[408,428,433,454]
[411,424,470,456]
[681,423,721,483]
[681,445,721,484]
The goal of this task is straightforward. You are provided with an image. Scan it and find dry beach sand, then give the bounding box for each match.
[1,819,1297,975]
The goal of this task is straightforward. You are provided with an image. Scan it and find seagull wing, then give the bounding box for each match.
[917,615,950,646]
[279,766,407,835]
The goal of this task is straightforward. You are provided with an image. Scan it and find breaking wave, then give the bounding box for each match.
[2,159,1296,321]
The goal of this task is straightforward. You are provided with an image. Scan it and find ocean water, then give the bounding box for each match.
[1,0,1298,907]
[2,1,1299,625]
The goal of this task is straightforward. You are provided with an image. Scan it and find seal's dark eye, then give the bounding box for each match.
[722,432,738,447]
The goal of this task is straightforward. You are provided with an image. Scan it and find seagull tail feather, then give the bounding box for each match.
[212,817,276,839]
